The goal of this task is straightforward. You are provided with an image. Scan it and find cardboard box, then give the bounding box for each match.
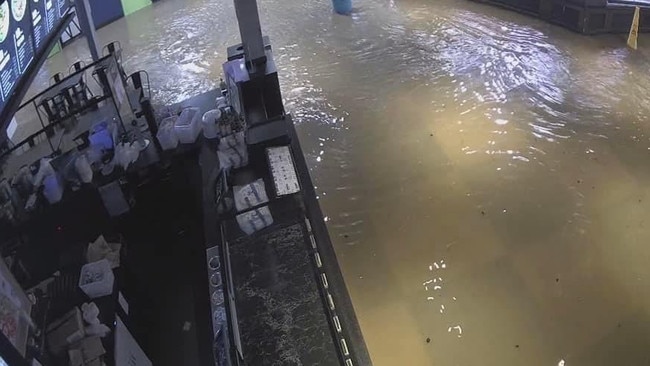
[68,336,106,366]
[47,308,84,354]
[68,349,83,366]
[78,336,105,362]
[85,358,102,366]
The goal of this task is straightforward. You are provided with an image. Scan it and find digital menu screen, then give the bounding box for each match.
[30,0,45,48]
[13,0,34,74]
[0,0,32,102]
[56,0,67,18]
[0,0,70,116]
[44,0,57,33]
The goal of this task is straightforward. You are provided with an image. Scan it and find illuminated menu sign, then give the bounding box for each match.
[44,0,56,32]
[30,0,44,48]
[31,0,65,49]
[0,0,32,102]
[13,0,34,74]
[56,0,66,18]
[0,0,69,112]
[0,46,18,103]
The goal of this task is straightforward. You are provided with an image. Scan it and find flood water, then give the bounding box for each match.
[24,0,650,364]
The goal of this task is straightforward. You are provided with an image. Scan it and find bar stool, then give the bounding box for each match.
[38,100,58,137]
[92,66,111,95]
[102,41,122,62]
[128,70,151,101]
[69,61,92,109]
[68,60,86,74]
[52,94,68,120]
[49,72,64,86]
[39,99,55,121]
[102,41,126,79]
[127,70,158,137]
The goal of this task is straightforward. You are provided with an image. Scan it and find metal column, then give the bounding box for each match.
[74,0,101,61]
[233,0,267,76]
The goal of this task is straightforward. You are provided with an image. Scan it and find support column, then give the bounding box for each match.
[233,0,266,76]
[74,0,101,61]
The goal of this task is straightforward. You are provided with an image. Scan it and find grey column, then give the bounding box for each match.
[74,0,100,61]
[233,0,266,74]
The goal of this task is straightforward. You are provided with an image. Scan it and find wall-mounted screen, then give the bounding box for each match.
[0,0,71,123]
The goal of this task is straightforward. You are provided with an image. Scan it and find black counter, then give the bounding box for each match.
[188,88,371,365]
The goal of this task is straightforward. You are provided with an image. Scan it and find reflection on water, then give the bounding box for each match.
[34,0,650,364]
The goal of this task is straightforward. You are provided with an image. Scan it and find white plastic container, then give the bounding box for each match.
[79,259,115,299]
[202,109,221,139]
[174,107,202,144]
[156,116,179,151]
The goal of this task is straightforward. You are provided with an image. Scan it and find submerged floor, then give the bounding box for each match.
[14,0,650,364]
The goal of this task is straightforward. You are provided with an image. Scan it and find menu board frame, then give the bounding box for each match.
[0,0,72,133]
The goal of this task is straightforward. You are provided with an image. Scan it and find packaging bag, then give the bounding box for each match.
[236,206,273,235]
[233,179,268,212]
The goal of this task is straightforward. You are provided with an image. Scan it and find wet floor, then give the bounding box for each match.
[17,0,650,364]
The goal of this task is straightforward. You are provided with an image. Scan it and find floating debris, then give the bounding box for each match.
[448,325,463,337]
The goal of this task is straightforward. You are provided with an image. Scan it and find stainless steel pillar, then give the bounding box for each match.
[233,0,267,76]
[74,0,100,61]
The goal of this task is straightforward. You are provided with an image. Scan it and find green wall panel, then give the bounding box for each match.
[48,42,61,59]
[121,0,152,16]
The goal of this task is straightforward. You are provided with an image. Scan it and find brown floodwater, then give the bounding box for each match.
[18,0,650,364]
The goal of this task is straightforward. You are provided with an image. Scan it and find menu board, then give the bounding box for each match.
[31,0,46,49]
[0,0,69,115]
[44,0,57,33]
[0,0,36,103]
[13,0,34,75]
[56,0,67,18]
[0,0,25,102]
